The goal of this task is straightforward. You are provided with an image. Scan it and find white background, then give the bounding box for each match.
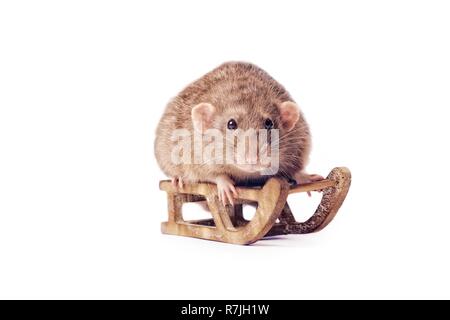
[1,0,449,299]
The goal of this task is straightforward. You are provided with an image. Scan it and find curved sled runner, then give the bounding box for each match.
[160,167,351,245]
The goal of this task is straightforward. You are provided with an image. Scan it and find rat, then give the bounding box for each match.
[154,62,322,206]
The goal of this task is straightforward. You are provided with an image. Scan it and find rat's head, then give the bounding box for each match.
[191,100,301,176]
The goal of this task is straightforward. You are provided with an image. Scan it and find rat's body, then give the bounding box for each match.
[155,62,320,205]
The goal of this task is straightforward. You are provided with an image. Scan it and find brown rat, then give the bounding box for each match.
[154,62,322,205]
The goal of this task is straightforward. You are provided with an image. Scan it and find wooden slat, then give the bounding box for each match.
[160,179,336,198]
[159,180,261,202]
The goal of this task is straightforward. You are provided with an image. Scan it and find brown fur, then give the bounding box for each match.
[154,61,311,185]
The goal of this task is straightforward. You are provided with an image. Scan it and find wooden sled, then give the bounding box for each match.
[160,167,351,245]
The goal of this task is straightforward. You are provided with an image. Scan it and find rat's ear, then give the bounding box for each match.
[191,102,216,133]
[278,101,300,131]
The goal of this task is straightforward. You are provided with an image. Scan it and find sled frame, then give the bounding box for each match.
[160,167,351,245]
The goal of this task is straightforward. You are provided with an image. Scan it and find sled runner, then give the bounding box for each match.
[159,167,351,245]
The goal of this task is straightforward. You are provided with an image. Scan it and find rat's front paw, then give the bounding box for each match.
[295,172,325,197]
[215,175,238,206]
[171,176,184,189]
[306,174,324,183]
[295,172,324,184]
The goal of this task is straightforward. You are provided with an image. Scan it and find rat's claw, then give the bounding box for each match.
[218,186,233,206]
[217,189,222,204]
[215,175,237,206]
[171,177,184,190]
[230,184,238,199]
[224,188,234,206]
[178,177,184,189]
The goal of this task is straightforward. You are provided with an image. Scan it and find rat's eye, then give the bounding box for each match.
[227,119,237,130]
[264,118,274,130]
